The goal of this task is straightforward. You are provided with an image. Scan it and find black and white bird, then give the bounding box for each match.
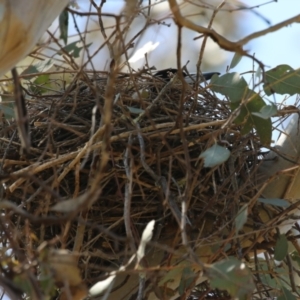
[153,68,220,85]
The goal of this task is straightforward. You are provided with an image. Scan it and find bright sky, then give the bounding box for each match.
[72,0,300,74]
[235,0,300,74]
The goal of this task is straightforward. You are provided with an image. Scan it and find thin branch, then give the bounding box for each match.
[168,0,300,55]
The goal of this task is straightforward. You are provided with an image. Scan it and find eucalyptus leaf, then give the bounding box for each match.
[252,104,277,119]
[58,40,92,58]
[59,9,69,45]
[30,74,51,94]
[264,64,300,96]
[278,286,297,300]
[207,257,255,299]
[210,73,249,103]
[21,59,53,81]
[0,101,15,119]
[230,91,272,145]
[199,144,230,168]
[258,198,289,207]
[291,251,300,267]
[178,267,197,295]
[159,264,186,285]
[274,234,288,261]
[126,106,145,115]
[230,52,243,69]
[210,73,272,145]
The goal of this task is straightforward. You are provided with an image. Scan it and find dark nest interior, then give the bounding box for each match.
[0,70,296,299]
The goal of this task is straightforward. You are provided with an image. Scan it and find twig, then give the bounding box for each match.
[124,134,135,251]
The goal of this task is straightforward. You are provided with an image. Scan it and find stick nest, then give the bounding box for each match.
[0,71,290,299]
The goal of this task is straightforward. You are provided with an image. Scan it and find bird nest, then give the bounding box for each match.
[0,70,295,299]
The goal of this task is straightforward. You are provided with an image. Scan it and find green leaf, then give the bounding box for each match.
[199,144,230,168]
[210,73,250,103]
[210,73,272,145]
[206,257,255,299]
[252,104,277,119]
[230,92,272,146]
[159,264,187,285]
[258,259,281,289]
[39,266,56,297]
[31,74,51,94]
[230,52,243,69]
[21,65,39,77]
[258,198,290,207]
[126,106,145,115]
[59,9,69,45]
[235,205,248,233]
[21,59,53,79]
[278,286,297,300]
[0,100,15,119]
[291,251,300,267]
[274,234,288,261]
[178,267,197,295]
[264,64,300,96]
[14,273,35,297]
[58,40,92,58]
[211,242,231,253]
